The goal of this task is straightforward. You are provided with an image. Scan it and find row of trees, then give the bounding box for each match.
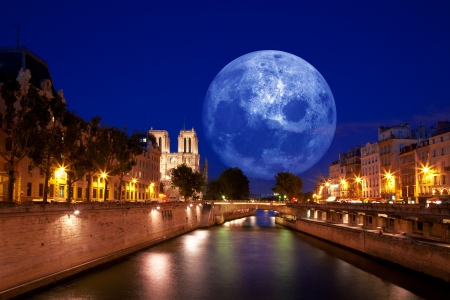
[0,74,143,202]
[170,163,307,202]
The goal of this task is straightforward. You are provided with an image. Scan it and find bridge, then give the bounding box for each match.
[207,201,450,243]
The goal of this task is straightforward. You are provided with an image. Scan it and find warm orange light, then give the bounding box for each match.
[385,173,392,179]
[355,177,361,183]
[340,179,346,184]
[132,178,137,184]
[101,172,107,179]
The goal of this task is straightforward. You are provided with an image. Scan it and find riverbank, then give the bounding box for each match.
[0,202,202,299]
[276,216,450,282]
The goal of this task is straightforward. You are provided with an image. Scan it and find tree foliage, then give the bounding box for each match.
[0,74,42,201]
[59,111,89,202]
[87,121,142,201]
[170,163,205,200]
[204,167,250,200]
[28,91,67,202]
[272,172,303,201]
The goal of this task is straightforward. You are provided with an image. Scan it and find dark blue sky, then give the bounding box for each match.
[1,0,450,194]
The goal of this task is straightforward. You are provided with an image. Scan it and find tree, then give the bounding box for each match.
[219,167,250,200]
[272,172,303,201]
[28,91,67,203]
[59,111,89,202]
[204,167,250,200]
[204,179,227,200]
[171,163,205,200]
[88,124,142,201]
[0,73,42,201]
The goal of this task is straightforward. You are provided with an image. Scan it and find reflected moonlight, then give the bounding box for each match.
[202,50,337,179]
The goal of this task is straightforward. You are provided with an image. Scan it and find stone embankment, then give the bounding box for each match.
[0,202,203,299]
[276,217,450,283]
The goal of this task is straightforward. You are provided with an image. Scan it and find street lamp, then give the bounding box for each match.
[101,172,108,201]
[355,177,362,197]
[340,179,347,197]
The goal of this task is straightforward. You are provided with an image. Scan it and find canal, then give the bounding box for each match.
[27,210,450,300]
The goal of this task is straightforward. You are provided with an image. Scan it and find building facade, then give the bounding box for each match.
[150,127,206,200]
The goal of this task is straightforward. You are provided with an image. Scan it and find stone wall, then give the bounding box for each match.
[0,202,203,298]
[277,217,450,282]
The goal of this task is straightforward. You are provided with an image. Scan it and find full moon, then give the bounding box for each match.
[202,50,336,180]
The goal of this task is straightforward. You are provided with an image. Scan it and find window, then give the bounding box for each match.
[39,184,44,197]
[27,183,32,196]
[433,150,436,157]
[93,188,97,198]
[49,184,54,197]
[441,148,444,155]
[77,187,82,199]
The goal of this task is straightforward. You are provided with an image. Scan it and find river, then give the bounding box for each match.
[27,210,450,300]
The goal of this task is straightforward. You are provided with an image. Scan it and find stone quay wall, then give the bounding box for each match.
[277,217,450,283]
[0,202,203,299]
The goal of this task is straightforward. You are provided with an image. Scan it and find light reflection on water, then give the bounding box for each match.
[28,210,450,300]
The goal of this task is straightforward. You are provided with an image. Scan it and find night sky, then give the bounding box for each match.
[1,0,450,194]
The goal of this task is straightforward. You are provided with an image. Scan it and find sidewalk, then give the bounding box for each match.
[304,218,450,249]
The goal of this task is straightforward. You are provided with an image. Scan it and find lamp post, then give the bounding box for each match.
[355,177,362,198]
[132,178,137,201]
[101,172,107,201]
[340,179,346,198]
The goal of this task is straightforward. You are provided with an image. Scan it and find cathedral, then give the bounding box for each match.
[150,127,208,200]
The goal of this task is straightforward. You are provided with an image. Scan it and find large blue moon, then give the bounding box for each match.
[202,50,337,180]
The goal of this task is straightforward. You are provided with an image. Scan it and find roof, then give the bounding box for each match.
[0,46,55,94]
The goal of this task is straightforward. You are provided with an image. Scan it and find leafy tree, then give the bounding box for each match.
[28,92,67,202]
[298,191,314,203]
[0,74,42,201]
[88,123,142,201]
[171,163,205,200]
[204,178,227,200]
[272,172,303,201]
[114,133,142,201]
[219,167,250,200]
[204,167,250,200]
[59,111,89,202]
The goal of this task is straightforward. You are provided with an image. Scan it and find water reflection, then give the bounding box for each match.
[28,209,450,300]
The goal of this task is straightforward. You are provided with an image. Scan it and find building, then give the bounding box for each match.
[327,153,347,200]
[398,143,417,203]
[378,124,418,202]
[427,122,450,202]
[345,146,362,197]
[149,127,207,200]
[0,46,161,202]
[360,141,381,199]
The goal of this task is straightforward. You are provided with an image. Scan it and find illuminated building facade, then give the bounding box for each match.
[0,46,161,202]
[150,127,207,200]
[360,142,381,198]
